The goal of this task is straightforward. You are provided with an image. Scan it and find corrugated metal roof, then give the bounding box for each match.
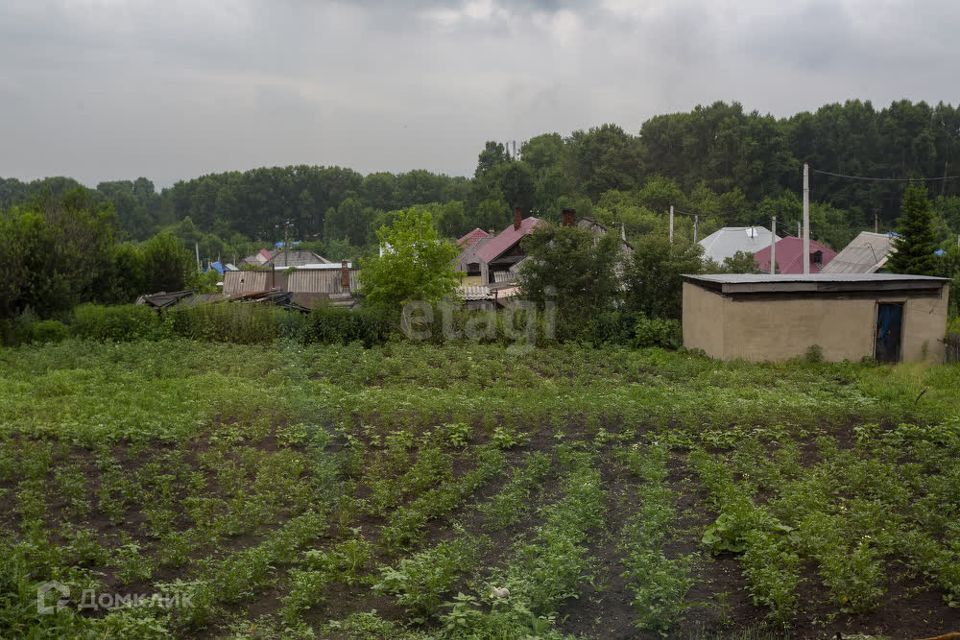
[820,232,896,274]
[268,249,331,268]
[136,290,194,309]
[287,269,360,294]
[699,226,780,263]
[493,286,521,302]
[288,262,352,270]
[290,293,357,309]
[457,228,492,247]
[753,236,838,274]
[225,268,359,297]
[475,217,544,264]
[458,285,493,301]
[222,271,288,296]
[509,256,530,275]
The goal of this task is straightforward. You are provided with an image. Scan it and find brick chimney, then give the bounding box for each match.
[340,260,351,290]
[561,208,576,227]
[513,207,523,231]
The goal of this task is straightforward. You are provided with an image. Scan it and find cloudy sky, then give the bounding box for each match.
[0,0,957,187]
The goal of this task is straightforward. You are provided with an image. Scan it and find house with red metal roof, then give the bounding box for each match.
[753,236,837,274]
[472,208,545,285]
[455,235,493,285]
[457,227,492,248]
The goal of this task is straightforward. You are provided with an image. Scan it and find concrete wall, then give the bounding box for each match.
[682,282,725,357]
[721,295,874,362]
[901,290,950,362]
[682,282,950,363]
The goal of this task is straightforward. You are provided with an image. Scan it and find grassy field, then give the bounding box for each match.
[1,339,959,639]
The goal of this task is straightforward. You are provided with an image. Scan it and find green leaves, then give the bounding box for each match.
[360,207,460,310]
[618,445,694,634]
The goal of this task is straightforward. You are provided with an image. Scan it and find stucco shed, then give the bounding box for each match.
[682,274,951,363]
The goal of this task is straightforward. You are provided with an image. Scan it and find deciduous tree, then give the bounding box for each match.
[360,207,459,309]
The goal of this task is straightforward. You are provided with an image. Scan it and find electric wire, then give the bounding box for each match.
[811,168,959,182]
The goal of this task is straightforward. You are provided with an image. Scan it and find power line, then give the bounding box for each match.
[811,168,960,182]
[674,208,739,218]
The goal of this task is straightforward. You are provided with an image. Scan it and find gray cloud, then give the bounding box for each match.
[0,0,956,186]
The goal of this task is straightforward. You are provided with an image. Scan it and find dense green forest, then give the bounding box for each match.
[3,100,960,264]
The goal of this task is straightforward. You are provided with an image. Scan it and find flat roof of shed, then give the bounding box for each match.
[683,273,949,295]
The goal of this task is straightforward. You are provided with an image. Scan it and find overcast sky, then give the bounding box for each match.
[1,0,957,187]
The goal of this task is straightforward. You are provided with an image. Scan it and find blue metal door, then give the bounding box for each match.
[875,303,903,363]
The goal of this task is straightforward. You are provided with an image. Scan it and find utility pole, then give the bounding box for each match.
[669,205,674,243]
[802,163,810,275]
[874,211,879,234]
[797,221,801,238]
[770,216,777,275]
[693,215,699,244]
[195,242,200,272]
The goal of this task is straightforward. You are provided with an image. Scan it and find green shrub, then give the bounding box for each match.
[0,318,16,346]
[587,312,636,346]
[632,314,681,349]
[302,305,353,344]
[28,320,69,344]
[165,303,302,344]
[71,304,164,341]
[804,344,825,363]
[301,305,393,346]
[948,316,960,336]
[0,310,67,346]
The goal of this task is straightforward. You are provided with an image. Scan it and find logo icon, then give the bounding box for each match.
[36,581,70,615]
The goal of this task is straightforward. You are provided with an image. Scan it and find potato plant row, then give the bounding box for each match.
[1,340,959,639]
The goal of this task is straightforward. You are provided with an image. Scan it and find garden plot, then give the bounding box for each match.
[1,340,959,639]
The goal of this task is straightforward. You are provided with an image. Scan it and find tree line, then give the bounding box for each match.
[0,190,198,321]
[3,98,960,325]
[2,99,960,257]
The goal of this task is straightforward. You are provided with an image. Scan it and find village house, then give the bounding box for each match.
[238,248,276,267]
[453,208,632,308]
[239,247,331,269]
[222,261,358,308]
[821,231,897,274]
[682,273,951,363]
[753,236,837,274]
[699,226,780,264]
[473,208,545,285]
[455,227,493,286]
